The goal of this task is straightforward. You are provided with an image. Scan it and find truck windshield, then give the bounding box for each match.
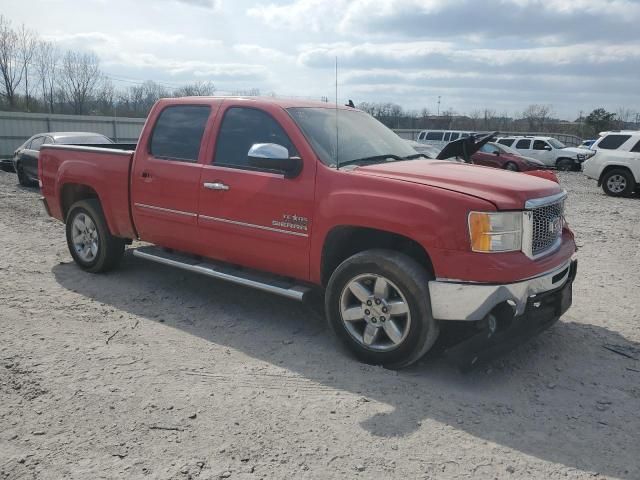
[287,107,416,167]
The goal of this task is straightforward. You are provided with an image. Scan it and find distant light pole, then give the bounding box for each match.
[437,96,441,116]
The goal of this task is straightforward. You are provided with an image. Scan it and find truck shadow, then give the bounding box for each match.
[52,252,639,479]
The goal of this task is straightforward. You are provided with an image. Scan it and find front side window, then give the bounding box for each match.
[150,105,211,162]
[630,140,640,153]
[30,136,45,151]
[418,131,426,140]
[515,139,531,149]
[425,131,444,141]
[547,138,566,149]
[214,107,297,169]
[533,140,549,150]
[598,134,631,150]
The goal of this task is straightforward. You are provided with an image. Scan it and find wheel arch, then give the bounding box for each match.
[598,164,635,186]
[320,225,434,287]
[60,183,101,221]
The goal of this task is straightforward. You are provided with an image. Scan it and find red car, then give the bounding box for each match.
[472,142,547,171]
[39,97,576,369]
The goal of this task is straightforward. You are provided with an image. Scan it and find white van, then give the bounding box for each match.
[417,130,474,149]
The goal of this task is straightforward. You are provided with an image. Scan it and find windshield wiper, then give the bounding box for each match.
[403,153,429,160]
[337,154,404,169]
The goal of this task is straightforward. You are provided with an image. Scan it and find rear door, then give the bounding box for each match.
[131,103,217,252]
[196,102,316,280]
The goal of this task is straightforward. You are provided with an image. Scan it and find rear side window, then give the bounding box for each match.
[598,134,631,150]
[30,136,45,151]
[418,131,426,140]
[214,107,297,169]
[631,140,640,153]
[533,140,548,150]
[150,105,211,162]
[425,132,443,141]
[443,132,451,141]
[498,138,514,146]
[515,139,531,149]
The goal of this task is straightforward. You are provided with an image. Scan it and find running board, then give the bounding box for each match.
[132,246,312,301]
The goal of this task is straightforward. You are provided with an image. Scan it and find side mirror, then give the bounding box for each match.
[493,150,500,156]
[544,145,552,151]
[248,143,302,178]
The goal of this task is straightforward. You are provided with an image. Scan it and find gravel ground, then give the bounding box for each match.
[1,170,639,480]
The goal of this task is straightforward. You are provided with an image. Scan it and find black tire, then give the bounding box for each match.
[325,249,439,369]
[65,199,125,273]
[556,158,574,171]
[601,168,635,197]
[16,162,36,187]
[504,162,519,171]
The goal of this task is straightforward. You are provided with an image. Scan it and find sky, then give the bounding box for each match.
[3,0,640,120]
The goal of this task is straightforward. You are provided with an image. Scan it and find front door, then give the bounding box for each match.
[531,139,554,165]
[131,103,214,252]
[197,103,316,281]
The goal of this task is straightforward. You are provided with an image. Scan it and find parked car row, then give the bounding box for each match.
[417,130,594,171]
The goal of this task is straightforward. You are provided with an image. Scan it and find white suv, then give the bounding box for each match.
[496,136,593,170]
[583,131,640,197]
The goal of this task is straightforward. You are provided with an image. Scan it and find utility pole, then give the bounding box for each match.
[437,96,441,116]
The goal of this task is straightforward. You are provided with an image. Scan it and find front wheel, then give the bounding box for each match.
[504,162,519,171]
[16,162,36,187]
[556,158,575,171]
[65,199,125,273]
[602,168,634,197]
[325,249,439,368]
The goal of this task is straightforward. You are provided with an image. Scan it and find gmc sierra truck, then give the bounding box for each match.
[39,97,577,369]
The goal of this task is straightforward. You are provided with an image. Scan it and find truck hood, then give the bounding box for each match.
[354,160,562,210]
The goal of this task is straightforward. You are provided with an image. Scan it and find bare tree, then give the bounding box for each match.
[35,40,59,113]
[59,50,101,114]
[0,15,24,108]
[17,24,37,110]
[521,104,553,131]
[616,107,634,129]
[174,80,215,97]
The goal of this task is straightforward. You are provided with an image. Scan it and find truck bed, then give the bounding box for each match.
[39,144,137,239]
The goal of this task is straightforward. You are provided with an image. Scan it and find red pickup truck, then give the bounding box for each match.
[39,97,577,369]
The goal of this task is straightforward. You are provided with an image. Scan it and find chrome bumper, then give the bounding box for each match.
[428,257,575,321]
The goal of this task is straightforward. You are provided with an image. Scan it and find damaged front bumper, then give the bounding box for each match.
[428,258,577,370]
[429,257,576,322]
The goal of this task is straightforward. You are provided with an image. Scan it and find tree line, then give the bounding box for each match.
[0,15,217,117]
[357,102,638,139]
[1,14,637,137]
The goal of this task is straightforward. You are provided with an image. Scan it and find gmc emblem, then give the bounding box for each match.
[549,217,561,234]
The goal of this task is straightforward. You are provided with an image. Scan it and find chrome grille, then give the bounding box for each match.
[531,200,564,256]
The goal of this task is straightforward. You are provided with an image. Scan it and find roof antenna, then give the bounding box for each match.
[335,56,340,170]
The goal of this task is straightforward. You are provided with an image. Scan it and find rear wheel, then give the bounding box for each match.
[602,168,634,197]
[504,162,519,171]
[325,249,439,368]
[65,199,125,273]
[556,158,575,171]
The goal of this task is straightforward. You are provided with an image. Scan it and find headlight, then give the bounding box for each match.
[468,211,522,252]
